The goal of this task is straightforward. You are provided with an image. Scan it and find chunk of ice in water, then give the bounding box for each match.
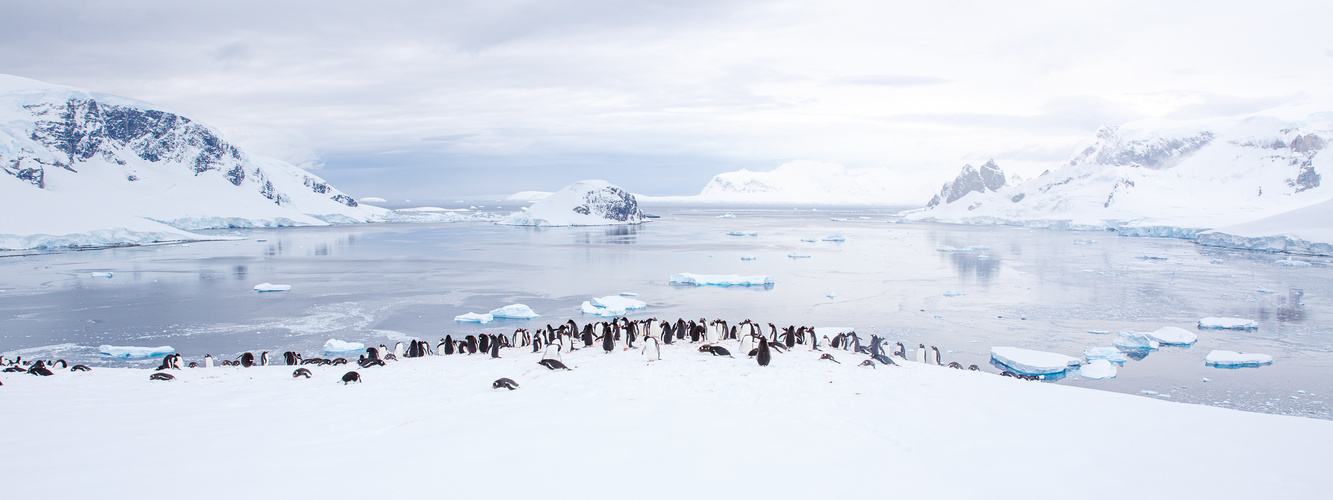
[454,312,494,323]
[937,246,971,253]
[825,292,837,299]
[1144,326,1198,345]
[822,234,845,242]
[1205,350,1273,367]
[669,273,774,287]
[741,255,757,261]
[1113,331,1160,350]
[787,253,811,258]
[943,291,965,297]
[725,231,758,236]
[90,272,113,278]
[323,339,365,353]
[1277,259,1310,267]
[489,304,540,319]
[800,238,818,242]
[99,345,174,359]
[1198,317,1257,330]
[253,283,291,292]
[990,346,1080,375]
[1083,346,1128,363]
[1079,359,1117,379]
[582,295,648,317]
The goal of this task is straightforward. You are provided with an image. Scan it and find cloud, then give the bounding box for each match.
[830,75,949,87]
[1165,91,1309,120]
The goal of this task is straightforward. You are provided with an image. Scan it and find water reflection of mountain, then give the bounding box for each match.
[574,225,639,245]
[947,251,1001,284]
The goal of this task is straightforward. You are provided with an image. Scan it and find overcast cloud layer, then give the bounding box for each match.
[3,0,1330,199]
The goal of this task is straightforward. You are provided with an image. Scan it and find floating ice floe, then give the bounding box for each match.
[323,339,365,353]
[1198,317,1258,330]
[1083,347,1128,363]
[800,238,819,242]
[788,253,811,258]
[99,345,174,359]
[489,304,539,319]
[990,346,1080,375]
[581,295,648,317]
[822,234,845,242]
[1277,259,1310,267]
[1144,326,1198,345]
[717,213,735,219]
[619,292,638,297]
[1205,350,1273,368]
[741,255,757,261]
[937,246,972,253]
[1136,255,1168,261]
[1073,239,1097,245]
[1113,331,1160,350]
[726,231,758,236]
[253,283,292,292]
[669,273,774,287]
[90,272,113,278]
[943,291,965,297]
[1210,259,1223,264]
[1079,359,1118,379]
[454,312,494,323]
[825,292,837,299]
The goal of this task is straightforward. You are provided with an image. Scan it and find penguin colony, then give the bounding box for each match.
[0,317,1026,387]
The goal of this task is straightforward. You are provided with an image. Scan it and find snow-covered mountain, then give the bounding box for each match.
[645,160,936,205]
[0,74,387,250]
[908,116,1333,235]
[925,160,1006,209]
[497,180,644,226]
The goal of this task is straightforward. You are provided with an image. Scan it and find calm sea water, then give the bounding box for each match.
[2,203,1330,419]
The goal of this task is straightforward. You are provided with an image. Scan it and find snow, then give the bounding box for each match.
[581,295,648,317]
[1197,197,1333,256]
[1144,326,1198,345]
[496,180,644,227]
[253,283,291,292]
[1083,347,1128,363]
[989,346,1080,375]
[454,312,494,323]
[2,345,1329,498]
[98,345,174,359]
[322,339,365,353]
[1079,359,1118,379]
[726,231,758,236]
[489,304,540,319]
[1198,317,1258,330]
[823,234,845,242]
[505,191,553,203]
[669,273,775,287]
[1113,331,1161,350]
[1205,350,1274,368]
[639,160,940,205]
[359,197,387,203]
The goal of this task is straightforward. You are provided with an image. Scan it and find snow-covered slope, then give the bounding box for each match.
[647,160,935,205]
[908,116,1333,233]
[1196,197,1333,255]
[497,180,644,226]
[0,74,388,249]
[926,160,1007,208]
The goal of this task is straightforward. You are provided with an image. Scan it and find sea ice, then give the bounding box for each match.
[1198,317,1258,330]
[323,339,365,353]
[619,292,638,296]
[726,231,758,236]
[1144,326,1198,345]
[943,291,965,297]
[717,213,735,219]
[454,312,494,323]
[669,273,774,287]
[90,272,113,278]
[788,253,811,258]
[990,346,1080,375]
[823,234,845,242]
[741,255,757,261]
[1277,259,1311,267]
[1079,359,1118,379]
[98,345,174,359]
[800,238,819,242]
[1113,331,1160,350]
[826,292,837,299]
[1083,347,1128,363]
[253,283,291,292]
[489,304,539,319]
[937,246,972,253]
[1136,255,1168,261]
[1205,350,1273,367]
[581,295,648,317]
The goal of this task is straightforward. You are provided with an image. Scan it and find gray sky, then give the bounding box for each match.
[3,0,1330,199]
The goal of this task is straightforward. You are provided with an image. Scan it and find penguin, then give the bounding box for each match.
[858,359,876,368]
[466,336,478,354]
[490,337,501,359]
[930,346,942,365]
[283,351,299,365]
[341,371,361,384]
[819,353,840,364]
[260,351,270,366]
[893,342,907,359]
[947,362,964,369]
[366,347,380,361]
[27,361,54,376]
[537,359,570,371]
[542,342,562,362]
[52,359,67,369]
[872,354,896,366]
[293,368,312,378]
[188,362,198,368]
[204,354,215,368]
[915,344,927,363]
[602,329,615,354]
[705,345,732,357]
[70,364,91,372]
[358,358,385,368]
[478,335,490,354]
[642,336,660,361]
[384,353,398,361]
[437,338,448,356]
[393,342,405,359]
[238,352,255,368]
[331,358,348,366]
[149,372,175,381]
[738,334,753,357]
[968,364,981,371]
[756,337,772,366]
[493,377,520,390]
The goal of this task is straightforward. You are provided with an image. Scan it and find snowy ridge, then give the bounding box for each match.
[645,160,938,205]
[0,74,389,250]
[497,180,644,226]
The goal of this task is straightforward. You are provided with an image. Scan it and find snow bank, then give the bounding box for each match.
[496,180,644,226]
[581,295,648,317]
[1205,350,1274,368]
[1113,331,1161,350]
[669,273,775,287]
[1079,359,1118,379]
[1144,326,1198,345]
[489,304,540,319]
[1198,317,1258,330]
[253,283,291,292]
[98,345,174,359]
[505,191,553,203]
[990,346,1080,375]
[322,339,365,353]
[454,312,494,323]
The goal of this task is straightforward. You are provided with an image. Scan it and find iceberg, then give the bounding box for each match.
[669,273,775,287]
[1198,317,1258,330]
[1079,359,1118,379]
[323,339,365,353]
[1083,347,1128,363]
[90,272,114,278]
[496,180,644,227]
[581,295,648,317]
[990,346,1080,375]
[726,231,758,236]
[1205,350,1273,368]
[943,291,965,297]
[788,253,811,258]
[1113,331,1160,350]
[741,255,757,261]
[489,304,540,319]
[454,312,494,323]
[823,234,845,242]
[98,345,174,359]
[825,292,837,299]
[253,283,292,292]
[1144,326,1198,345]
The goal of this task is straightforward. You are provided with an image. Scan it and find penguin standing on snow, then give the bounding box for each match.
[204,354,214,368]
[602,329,615,354]
[915,344,928,363]
[443,336,455,355]
[931,346,942,365]
[756,337,772,367]
[260,351,270,366]
[542,342,563,362]
[490,338,501,359]
[642,336,660,361]
[478,335,490,354]
[394,342,405,359]
[738,334,753,357]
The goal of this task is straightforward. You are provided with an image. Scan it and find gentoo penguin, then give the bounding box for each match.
[239,352,255,367]
[819,353,840,364]
[478,335,490,354]
[293,368,312,378]
[872,354,896,366]
[756,337,772,367]
[283,351,299,365]
[489,337,500,358]
[331,358,348,365]
[642,336,660,361]
[70,364,91,372]
[537,359,570,370]
[27,360,54,376]
[859,359,876,368]
[602,330,615,354]
[893,342,907,359]
[393,342,405,359]
[947,362,964,369]
[738,334,753,357]
[931,346,942,365]
[438,338,449,356]
[968,364,981,371]
[260,351,270,366]
[915,344,927,363]
[466,335,478,354]
[492,377,520,390]
[149,372,175,381]
[341,371,361,384]
[542,342,562,362]
[52,359,67,369]
[204,354,215,368]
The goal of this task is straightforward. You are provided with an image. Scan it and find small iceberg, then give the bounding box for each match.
[788,253,811,258]
[1205,350,1273,368]
[669,273,774,287]
[822,234,845,242]
[90,272,114,278]
[726,231,758,236]
[1079,359,1118,379]
[1113,331,1160,350]
[489,304,540,319]
[1083,347,1128,363]
[1144,326,1197,345]
[581,295,648,317]
[99,345,174,359]
[1136,255,1168,261]
[1277,259,1310,267]
[1198,317,1258,331]
[990,346,1080,375]
[454,312,494,323]
[741,255,757,261]
[717,213,736,219]
[619,292,638,297]
[943,291,965,297]
[825,292,837,299]
[254,283,292,292]
[800,238,819,242]
[323,339,365,353]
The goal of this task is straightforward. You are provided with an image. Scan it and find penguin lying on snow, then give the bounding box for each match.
[27,361,54,376]
[947,362,964,369]
[70,364,91,372]
[293,368,312,378]
[698,345,732,357]
[341,371,361,384]
[858,360,876,368]
[819,353,840,364]
[492,378,520,390]
[239,352,255,368]
[537,359,570,371]
[149,372,175,381]
[871,354,897,366]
